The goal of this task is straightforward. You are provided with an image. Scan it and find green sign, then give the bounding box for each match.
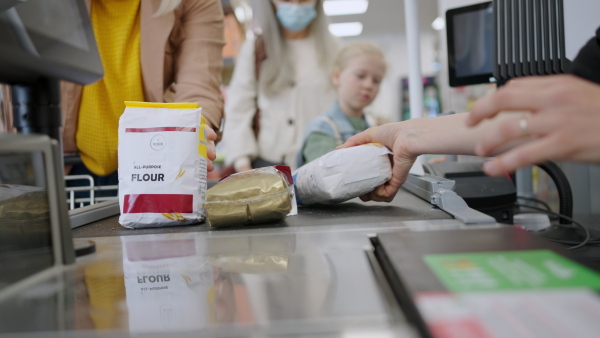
[423,250,600,292]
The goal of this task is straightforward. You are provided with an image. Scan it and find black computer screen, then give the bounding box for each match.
[0,0,103,84]
[446,1,495,87]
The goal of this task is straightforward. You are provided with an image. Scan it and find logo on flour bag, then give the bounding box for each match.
[150,134,166,151]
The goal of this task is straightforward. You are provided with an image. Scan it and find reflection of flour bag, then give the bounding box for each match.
[122,235,213,333]
[118,102,208,228]
[293,143,392,205]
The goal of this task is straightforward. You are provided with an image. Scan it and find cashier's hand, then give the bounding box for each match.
[465,74,600,176]
[205,125,218,172]
[338,125,417,202]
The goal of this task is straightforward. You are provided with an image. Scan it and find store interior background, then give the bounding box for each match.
[0,0,596,213]
[220,0,600,214]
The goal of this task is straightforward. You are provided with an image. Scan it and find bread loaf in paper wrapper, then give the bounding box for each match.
[203,166,297,228]
[118,102,208,228]
[293,143,392,205]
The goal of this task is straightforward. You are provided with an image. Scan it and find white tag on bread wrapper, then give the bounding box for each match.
[292,143,392,205]
[118,102,208,228]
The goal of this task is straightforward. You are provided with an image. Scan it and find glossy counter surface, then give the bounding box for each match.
[0,190,489,337]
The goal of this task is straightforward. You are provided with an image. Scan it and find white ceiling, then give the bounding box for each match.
[326,0,440,36]
[231,0,441,37]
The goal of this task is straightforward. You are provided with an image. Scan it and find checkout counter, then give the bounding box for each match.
[3,178,600,337]
[0,181,480,337]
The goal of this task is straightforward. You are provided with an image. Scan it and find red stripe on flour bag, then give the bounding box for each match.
[123,194,193,213]
[125,127,196,132]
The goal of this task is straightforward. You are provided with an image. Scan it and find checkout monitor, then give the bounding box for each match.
[0,0,103,85]
[446,1,495,87]
[0,0,99,296]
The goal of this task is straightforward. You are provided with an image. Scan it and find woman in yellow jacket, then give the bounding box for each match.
[62,0,225,191]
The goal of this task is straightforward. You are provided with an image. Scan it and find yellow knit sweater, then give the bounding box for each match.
[77,0,144,176]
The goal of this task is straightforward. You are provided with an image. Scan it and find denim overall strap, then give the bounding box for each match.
[318,115,343,145]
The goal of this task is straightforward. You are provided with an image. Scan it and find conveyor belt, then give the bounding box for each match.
[72,189,454,238]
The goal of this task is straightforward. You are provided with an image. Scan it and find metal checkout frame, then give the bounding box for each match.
[2,0,600,337]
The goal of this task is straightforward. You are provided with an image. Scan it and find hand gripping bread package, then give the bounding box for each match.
[118,102,208,228]
[293,143,392,205]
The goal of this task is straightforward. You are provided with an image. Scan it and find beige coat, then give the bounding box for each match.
[223,37,336,169]
[2,0,225,153]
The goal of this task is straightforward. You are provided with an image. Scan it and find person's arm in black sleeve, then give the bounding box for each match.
[570,26,600,84]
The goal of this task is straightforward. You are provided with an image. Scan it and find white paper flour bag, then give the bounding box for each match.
[293,143,392,205]
[118,102,208,228]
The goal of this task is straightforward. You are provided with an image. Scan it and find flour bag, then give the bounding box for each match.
[118,102,208,228]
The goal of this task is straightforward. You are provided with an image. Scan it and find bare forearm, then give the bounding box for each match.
[402,112,522,158]
[401,113,478,157]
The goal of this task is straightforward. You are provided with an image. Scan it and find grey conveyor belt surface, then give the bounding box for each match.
[72,189,454,238]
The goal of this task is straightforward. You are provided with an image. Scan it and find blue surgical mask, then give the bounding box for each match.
[276,2,317,32]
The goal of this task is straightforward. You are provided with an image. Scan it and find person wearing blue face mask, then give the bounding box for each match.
[276,1,318,32]
[223,0,340,172]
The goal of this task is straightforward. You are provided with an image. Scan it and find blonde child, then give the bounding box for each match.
[296,41,386,167]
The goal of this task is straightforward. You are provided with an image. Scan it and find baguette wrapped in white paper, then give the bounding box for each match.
[292,143,392,205]
[118,101,208,228]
